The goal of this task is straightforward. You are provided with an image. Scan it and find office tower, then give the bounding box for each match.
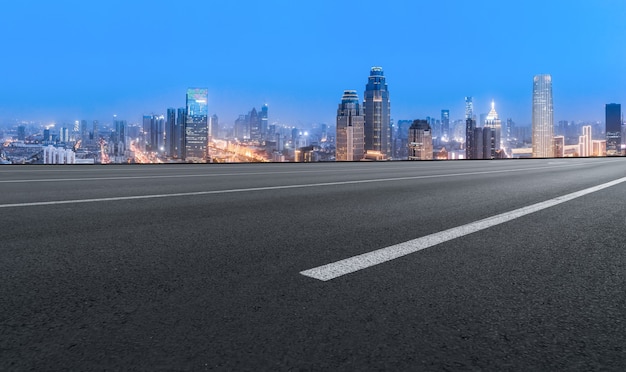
[483,127,495,159]
[260,105,268,138]
[553,136,564,157]
[465,117,476,159]
[166,108,176,157]
[484,100,502,150]
[210,114,219,140]
[465,97,473,120]
[43,128,51,143]
[61,127,69,143]
[92,120,99,141]
[80,120,88,143]
[606,103,622,155]
[185,88,209,162]
[363,66,391,158]
[473,127,483,159]
[336,90,365,161]
[408,120,433,160]
[249,107,260,140]
[113,117,126,156]
[177,108,186,159]
[532,74,554,158]
[441,110,450,140]
[143,114,165,153]
[506,118,514,142]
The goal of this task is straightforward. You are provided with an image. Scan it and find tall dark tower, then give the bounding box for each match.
[606,103,622,156]
[363,67,391,158]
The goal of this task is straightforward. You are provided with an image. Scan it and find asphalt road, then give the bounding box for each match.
[1,158,625,370]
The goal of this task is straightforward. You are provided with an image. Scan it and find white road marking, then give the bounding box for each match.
[300,176,626,281]
[0,163,596,208]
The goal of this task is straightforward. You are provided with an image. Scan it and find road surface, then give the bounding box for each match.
[1,158,625,370]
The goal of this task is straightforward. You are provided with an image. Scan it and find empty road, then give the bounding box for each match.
[1,159,625,370]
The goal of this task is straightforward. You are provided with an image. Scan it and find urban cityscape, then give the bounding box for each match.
[0,67,623,164]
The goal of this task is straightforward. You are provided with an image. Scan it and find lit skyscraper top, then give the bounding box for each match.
[336,90,365,161]
[532,74,554,158]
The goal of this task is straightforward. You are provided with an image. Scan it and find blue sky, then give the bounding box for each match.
[1,0,624,127]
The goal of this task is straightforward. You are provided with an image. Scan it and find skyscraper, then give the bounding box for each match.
[484,100,502,150]
[408,120,433,160]
[177,108,186,159]
[336,90,364,161]
[532,74,554,158]
[606,103,622,155]
[363,67,391,158]
[441,110,450,140]
[465,96,476,160]
[185,88,209,162]
[465,97,473,120]
[166,108,177,157]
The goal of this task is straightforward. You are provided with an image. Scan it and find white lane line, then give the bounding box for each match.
[0,163,597,208]
[300,176,626,281]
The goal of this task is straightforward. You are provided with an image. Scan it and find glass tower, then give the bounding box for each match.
[606,103,622,156]
[532,74,554,158]
[363,67,391,158]
[185,88,209,162]
[336,90,365,161]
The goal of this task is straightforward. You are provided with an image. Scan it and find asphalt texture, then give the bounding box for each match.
[1,158,626,370]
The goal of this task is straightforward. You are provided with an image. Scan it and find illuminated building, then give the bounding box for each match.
[210,114,219,140]
[579,125,592,157]
[532,74,554,158]
[483,127,495,159]
[465,117,476,159]
[336,90,365,161]
[260,105,269,139]
[553,136,564,158]
[606,103,622,155]
[185,88,209,162]
[363,67,391,159]
[484,100,502,150]
[441,109,450,140]
[408,120,433,160]
[592,140,606,157]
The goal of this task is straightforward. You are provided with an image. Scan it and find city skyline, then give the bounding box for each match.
[1,1,625,126]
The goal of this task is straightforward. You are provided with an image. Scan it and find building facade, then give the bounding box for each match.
[606,103,622,155]
[363,67,391,159]
[484,100,502,150]
[532,74,554,158]
[408,120,433,160]
[336,90,365,161]
[185,88,209,162]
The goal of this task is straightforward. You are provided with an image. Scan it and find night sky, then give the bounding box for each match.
[1,0,625,127]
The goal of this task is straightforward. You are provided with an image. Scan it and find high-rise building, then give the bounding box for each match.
[363,67,391,158]
[185,88,209,162]
[408,120,433,160]
[441,110,450,140]
[465,97,473,120]
[260,105,269,139]
[473,127,483,160]
[166,108,177,157]
[606,103,622,155]
[335,90,365,161]
[532,74,554,158]
[580,125,592,157]
[177,108,186,159]
[92,120,99,141]
[483,127,495,159]
[484,100,502,150]
[465,118,476,159]
[17,125,26,141]
[210,114,219,140]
